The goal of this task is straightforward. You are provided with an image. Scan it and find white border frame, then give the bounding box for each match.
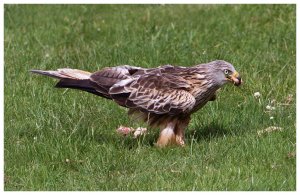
[1,0,298,193]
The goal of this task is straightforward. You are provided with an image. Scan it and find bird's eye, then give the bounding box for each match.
[224,69,229,75]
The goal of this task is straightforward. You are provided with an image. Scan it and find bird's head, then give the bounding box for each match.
[208,60,242,87]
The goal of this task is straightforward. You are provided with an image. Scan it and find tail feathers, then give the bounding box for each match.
[30,68,91,80]
[30,68,112,99]
[55,78,111,99]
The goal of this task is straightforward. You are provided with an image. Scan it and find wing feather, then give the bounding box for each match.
[88,65,143,97]
[109,69,196,115]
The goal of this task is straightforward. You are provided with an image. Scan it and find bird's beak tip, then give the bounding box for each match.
[231,71,242,86]
[234,78,242,86]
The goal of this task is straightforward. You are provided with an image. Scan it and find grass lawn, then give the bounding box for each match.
[4,4,296,190]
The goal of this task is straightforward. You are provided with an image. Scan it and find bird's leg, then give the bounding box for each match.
[156,121,176,148]
[173,116,191,147]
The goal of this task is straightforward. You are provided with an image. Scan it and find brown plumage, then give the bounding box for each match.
[31,60,242,147]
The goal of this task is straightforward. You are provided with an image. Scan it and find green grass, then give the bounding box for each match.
[4,4,296,191]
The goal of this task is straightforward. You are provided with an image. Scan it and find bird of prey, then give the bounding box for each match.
[31,60,242,147]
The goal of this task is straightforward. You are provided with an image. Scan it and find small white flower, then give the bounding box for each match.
[266,105,276,110]
[254,92,261,98]
[270,116,274,120]
[257,126,282,136]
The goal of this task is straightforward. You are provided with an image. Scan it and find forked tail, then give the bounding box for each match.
[30,68,109,97]
[30,68,92,80]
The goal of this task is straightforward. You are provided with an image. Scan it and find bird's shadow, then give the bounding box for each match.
[185,123,231,142]
[104,122,234,149]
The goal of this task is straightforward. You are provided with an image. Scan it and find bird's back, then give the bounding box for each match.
[31,64,218,116]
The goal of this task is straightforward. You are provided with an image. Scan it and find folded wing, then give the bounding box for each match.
[108,71,196,115]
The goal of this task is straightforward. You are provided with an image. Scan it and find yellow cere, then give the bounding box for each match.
[232,71,239,78]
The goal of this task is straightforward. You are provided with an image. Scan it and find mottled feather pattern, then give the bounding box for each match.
[108,66,196,115]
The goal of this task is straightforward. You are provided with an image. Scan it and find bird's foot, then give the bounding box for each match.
[155,134,172,148]
[155,134,185,148]
[175,135,185,147]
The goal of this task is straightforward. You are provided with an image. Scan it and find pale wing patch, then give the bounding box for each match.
[90,65,145,85]
[109,78,134,94]
[86,65,144,97]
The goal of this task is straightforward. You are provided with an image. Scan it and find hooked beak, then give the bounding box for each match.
[230,71,242,86]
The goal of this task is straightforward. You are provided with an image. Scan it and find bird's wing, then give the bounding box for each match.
[109,72,196,115]
[90,65,143,86]
[89,65,144,95]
